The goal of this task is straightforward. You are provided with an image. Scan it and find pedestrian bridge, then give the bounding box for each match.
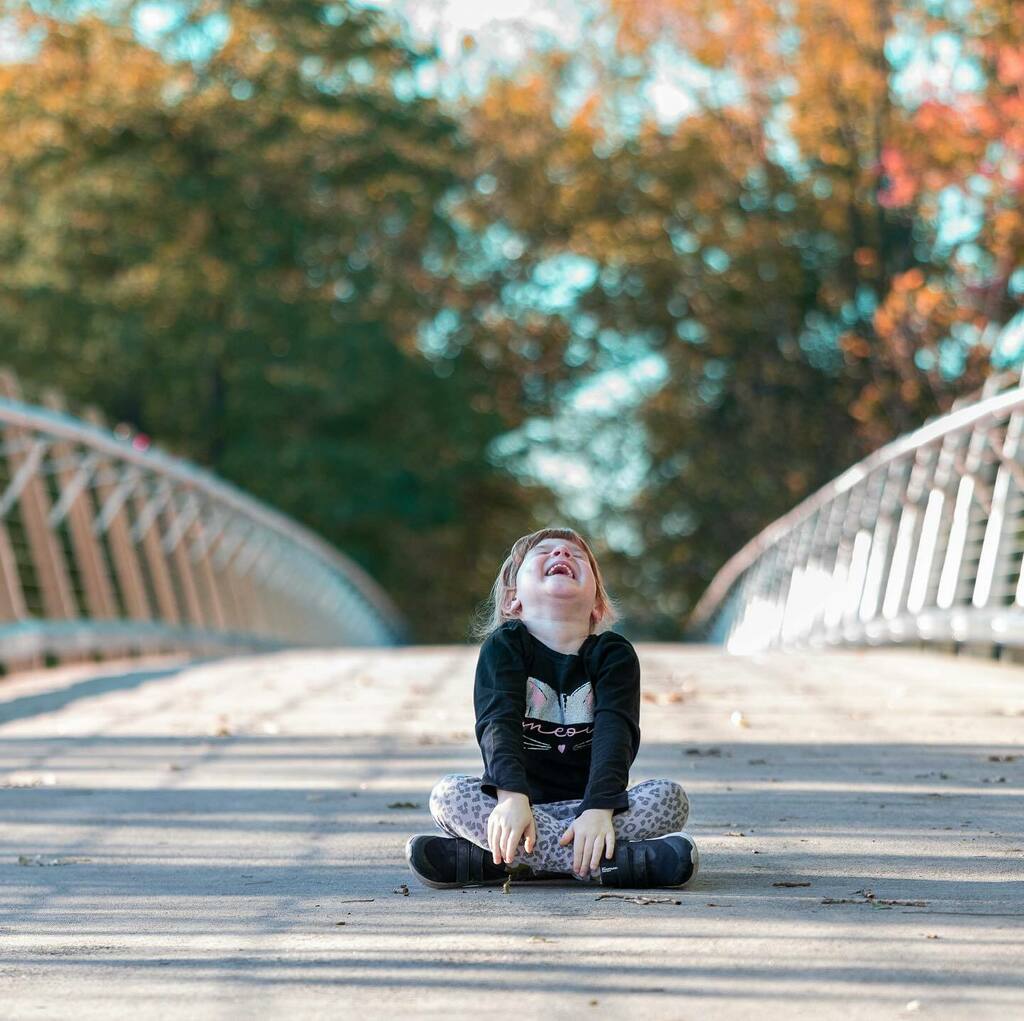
[1,372,1023,1017]
[1,642,1021,1017]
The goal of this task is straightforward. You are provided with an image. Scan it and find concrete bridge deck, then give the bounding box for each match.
[1,644,1022,1019]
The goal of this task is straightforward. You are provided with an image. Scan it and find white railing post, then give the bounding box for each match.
[689,372,1024,653]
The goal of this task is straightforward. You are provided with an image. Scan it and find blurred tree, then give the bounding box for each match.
[869,0,1024,375]
[448,0,1024,636]
[6,0,1023,642]
[0,1,554,641]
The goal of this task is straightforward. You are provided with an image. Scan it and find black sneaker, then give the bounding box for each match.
[599,831,699,889]
[405,834,512,889]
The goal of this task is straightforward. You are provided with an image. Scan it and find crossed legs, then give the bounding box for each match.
[428,774,689,878]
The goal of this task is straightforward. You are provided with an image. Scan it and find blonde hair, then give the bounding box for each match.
[468,526,620,642]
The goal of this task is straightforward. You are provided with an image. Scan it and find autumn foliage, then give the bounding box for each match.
[1,0,1023,638]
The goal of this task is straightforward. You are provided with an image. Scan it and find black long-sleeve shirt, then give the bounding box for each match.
[473,619,641,818]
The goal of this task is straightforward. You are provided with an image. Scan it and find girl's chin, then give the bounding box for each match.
[535,595,592,612]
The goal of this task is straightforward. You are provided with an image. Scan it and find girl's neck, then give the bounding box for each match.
[518,616,592,656]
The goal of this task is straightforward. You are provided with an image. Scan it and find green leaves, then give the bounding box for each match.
[0,3,545,641]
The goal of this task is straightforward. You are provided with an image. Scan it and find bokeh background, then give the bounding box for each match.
[1,0,1022,642]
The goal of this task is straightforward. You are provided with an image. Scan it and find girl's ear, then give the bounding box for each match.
[590,600,606,631]
[503,591,522,617]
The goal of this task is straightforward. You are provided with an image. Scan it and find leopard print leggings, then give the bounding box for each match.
[428,774,690,880]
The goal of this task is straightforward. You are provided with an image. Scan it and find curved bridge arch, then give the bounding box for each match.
[0,371,405,669]
[689,370,1024,655]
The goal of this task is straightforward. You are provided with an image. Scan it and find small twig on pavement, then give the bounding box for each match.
[596,893,681,905]
[822,888,927,908]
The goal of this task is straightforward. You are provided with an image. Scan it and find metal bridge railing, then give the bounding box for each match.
[687,370,1024,655]
[0,369,405,671]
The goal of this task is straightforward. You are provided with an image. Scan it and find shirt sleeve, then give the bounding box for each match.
[574,633,641,818]
[473,623,532,802]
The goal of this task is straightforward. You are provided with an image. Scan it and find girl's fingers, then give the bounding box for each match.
[523,821,535,854]
[605,833,616,859]
[503,827,518,864]
[573,835,587,876]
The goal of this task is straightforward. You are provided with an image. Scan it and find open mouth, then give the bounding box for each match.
[545,563,575,579]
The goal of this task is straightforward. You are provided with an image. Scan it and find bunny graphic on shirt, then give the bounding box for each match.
[522,677,595,754]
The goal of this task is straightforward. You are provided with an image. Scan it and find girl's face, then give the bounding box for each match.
[505,537,601,629]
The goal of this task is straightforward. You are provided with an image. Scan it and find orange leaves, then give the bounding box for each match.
[893,268,926,293]
[840,332,871,359]
[913,286,944,318]
[567,92,602,135]
[878,145,918,209]
[996,45,1024,87]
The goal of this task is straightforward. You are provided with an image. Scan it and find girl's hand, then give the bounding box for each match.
[559,808,615,878]
[487,791,537,865]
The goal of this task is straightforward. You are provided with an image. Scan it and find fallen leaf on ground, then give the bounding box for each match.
[393,883,410,896]
[386,801,420,809]
[642,691,685,705]
[4,773,57,788]
[773,881,812,887]
[684,748,722,757]
[502,875,512,895]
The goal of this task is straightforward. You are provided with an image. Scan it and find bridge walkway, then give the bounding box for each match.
[1,645,1022,1018]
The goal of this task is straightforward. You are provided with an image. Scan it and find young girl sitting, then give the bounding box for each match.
[405,526,699,889]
